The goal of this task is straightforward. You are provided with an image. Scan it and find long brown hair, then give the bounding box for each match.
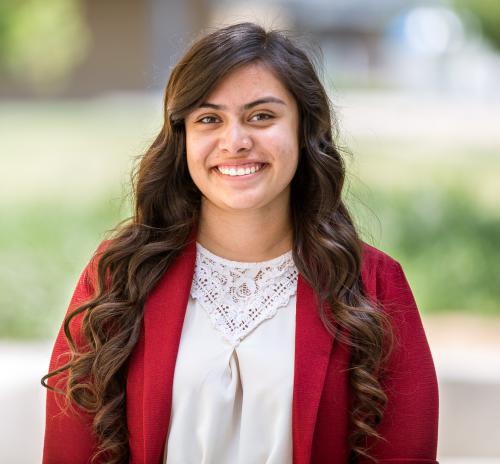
[42,22,393,463]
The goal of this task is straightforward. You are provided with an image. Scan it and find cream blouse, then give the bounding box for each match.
[164,241,299,463]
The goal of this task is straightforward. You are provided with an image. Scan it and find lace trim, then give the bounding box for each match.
[190,242,298,346]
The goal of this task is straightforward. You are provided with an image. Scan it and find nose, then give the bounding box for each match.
[218,120,252,154]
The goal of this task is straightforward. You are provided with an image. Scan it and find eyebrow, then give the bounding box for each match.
[198,96,286,111]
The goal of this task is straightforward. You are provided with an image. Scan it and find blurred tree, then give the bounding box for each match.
[455,0,500,50]
[0,0,90,95]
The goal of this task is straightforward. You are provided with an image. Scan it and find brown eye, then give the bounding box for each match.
[198,116,219,124]
[250,113,273,122]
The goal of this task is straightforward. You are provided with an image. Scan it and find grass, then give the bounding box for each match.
[1,95,499,339]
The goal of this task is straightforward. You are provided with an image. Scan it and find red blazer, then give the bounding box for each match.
[43,237,439,464]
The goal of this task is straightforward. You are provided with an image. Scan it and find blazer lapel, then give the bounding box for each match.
[293,274,335,464]
[128,229,335,464]
[139,236,197,464]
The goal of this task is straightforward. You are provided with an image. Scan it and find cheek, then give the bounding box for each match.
[186,134,214,171]
[264,125,299,170]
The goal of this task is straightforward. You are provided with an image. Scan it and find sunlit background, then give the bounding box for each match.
[1,0,499,462]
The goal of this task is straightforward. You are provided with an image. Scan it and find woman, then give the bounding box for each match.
[42,22,439,464]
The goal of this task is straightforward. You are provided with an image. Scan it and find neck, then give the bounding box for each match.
[196,199,294,262]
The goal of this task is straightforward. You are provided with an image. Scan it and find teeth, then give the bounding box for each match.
[217,163,264,176]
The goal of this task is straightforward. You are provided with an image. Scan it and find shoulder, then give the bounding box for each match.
[63,239,113,333]
[360,240,402,276]
[360,241,408,303]
[82,238,114,288]
[359,242,428,351]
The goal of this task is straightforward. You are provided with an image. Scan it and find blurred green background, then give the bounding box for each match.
[1,0,499,340]
[1,94,498,339]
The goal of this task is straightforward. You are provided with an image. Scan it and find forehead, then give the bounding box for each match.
[205,62,292,103]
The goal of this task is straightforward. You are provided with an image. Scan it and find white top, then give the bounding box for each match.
[164,241,299,463]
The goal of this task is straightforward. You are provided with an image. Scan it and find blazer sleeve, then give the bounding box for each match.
[42,243,108,464]
[361,258,439,463]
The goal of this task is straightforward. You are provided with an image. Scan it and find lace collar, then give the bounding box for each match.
[190,242,298,346]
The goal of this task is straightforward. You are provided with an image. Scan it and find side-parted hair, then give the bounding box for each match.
[42,22,393,463]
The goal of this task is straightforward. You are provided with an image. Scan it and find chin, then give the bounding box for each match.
[220,199,265,211]
[223,203,260,211]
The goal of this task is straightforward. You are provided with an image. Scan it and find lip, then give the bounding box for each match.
[212,160,267,168]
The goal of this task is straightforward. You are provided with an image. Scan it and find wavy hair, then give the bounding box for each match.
[42,22,394,463]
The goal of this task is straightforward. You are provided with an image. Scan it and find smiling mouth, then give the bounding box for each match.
[213,163,269,178]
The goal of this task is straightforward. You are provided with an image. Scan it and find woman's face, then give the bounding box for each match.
[185,62,300,214]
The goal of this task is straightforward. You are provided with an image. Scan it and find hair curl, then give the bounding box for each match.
[42,22,394,463]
